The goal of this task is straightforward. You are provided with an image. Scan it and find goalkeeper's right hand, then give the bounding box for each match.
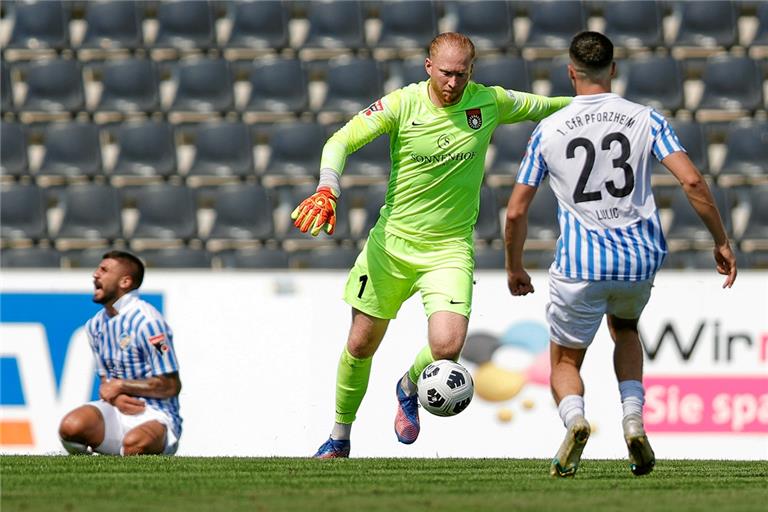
[290,187,338,236]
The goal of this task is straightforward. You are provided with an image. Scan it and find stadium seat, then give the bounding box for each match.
[696,55,763,120]
[718,120,768,185]
[243,58,309,116]
[0,122,29,180]
[525,181,560,248]
[225,0,290,53]
[487,121,536,185]
[358,183,387,238]
[451,0,515,52]
[290,246,360,269]
[340,133,390,184]
[741,249,768,270]
[666,185,732,249]
[80,0,143,51]
[750,2,768,57]
[0,247,62,268]
[63,247,113,269]
[603,0,664,52]
[652,120,709,185]
[138,247,212,268]
[545,57,573,97]
[624,56,685,114]
[672,0,738,57]
[0,183,47,243]
[130,184,198,245]
[662,249,719,270]
[169,58,234,115]
[2,61,13,112]
[521,0,587,58]
[154,0,216,51]
[262,122,325,186]
[185,121,254,184]
[472,56,531,92]
[55,183,122,248]
[93,58,160,114]
[278,184,352,242]
[473,244,505,270]
[218,247,290,269]
[389,58,428,90]
[7,0,69,51]
[739,185,768,250]
[474,185,501,242]
[111,120,176,184]
[319,57,384,116]
[302,0,367,55]
[375,0,438,55]
[37,122,103,182]
[18,59,84,114]
[207,184,275,244]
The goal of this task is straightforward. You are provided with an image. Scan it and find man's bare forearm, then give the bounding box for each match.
[115,373,181,399]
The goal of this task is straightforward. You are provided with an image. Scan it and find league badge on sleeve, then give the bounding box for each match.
[148,333,169,353]
[363,99,385,116]
[466,109,482,130]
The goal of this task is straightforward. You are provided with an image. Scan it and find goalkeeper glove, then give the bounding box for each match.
[290,186,338,236]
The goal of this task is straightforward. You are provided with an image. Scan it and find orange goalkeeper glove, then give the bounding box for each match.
[290,186,338,236]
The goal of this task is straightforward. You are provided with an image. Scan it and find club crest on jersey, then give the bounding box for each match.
[118,333,132,349]
[466,109,482,130]
[363,99,384,116]
[149,333,169,353]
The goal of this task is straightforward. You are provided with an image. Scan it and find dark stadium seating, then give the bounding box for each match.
[154,0,216,51]
[0,183,47,243]
[289,246,360,269]
[80,0,143,52]
[1,0,766,269]
[0,122,29,179]
[111,120,177,183]
[472,55,530,92]
[603,0,664,52]
[303,0,367,54]
[452,0,515,52]
[225,0,291,52]
[243,58,309,115]
[18,59,84,114]
[138,247,213,268]
[37,122,103,182]
[93,58,160,114]
[7,0,69,51]
[185,121,254,183]
[55,183,123,247]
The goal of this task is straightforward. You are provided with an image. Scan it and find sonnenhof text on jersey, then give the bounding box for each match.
[410,151,477,164]
[555,112,636,136]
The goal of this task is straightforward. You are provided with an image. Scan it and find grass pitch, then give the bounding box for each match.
[2,456,766,512]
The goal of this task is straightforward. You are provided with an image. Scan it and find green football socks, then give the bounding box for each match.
[334,346,373,424]
[407,345,437,387]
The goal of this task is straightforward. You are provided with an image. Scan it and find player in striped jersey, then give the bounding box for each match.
[291,32,571,458]
[504,32,737,477]
[59,250,182,455]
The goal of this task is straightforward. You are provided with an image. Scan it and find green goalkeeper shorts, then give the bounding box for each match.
[343,226,474,320]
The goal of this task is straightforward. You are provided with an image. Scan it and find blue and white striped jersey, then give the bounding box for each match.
[517,93,684,281]
[85,290,182,436]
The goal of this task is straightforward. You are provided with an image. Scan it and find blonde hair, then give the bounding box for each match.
[429,32,475,61]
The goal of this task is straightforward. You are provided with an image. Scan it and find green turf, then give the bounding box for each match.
[2,456,767,512]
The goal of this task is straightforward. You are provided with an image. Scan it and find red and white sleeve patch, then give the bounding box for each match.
[363,99,385,116]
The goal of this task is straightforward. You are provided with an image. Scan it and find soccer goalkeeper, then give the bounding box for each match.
[292,32,571,458]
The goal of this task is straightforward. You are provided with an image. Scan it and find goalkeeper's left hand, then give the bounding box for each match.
[290,186,338,236]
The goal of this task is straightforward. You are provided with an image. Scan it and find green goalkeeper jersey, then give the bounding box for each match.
[321,81,571,243]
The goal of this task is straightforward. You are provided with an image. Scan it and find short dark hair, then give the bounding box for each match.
[102,250,145,290]
[569,31,613,72]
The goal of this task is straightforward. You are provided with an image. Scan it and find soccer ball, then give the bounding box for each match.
[417,360,474,417]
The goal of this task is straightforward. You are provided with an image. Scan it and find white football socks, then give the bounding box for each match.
[558,394,585,429]
[331,422,352,441]
[619,380,645,419]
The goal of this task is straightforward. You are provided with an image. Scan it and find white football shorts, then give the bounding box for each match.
[546,269,654,349]
[88,400,179,455]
